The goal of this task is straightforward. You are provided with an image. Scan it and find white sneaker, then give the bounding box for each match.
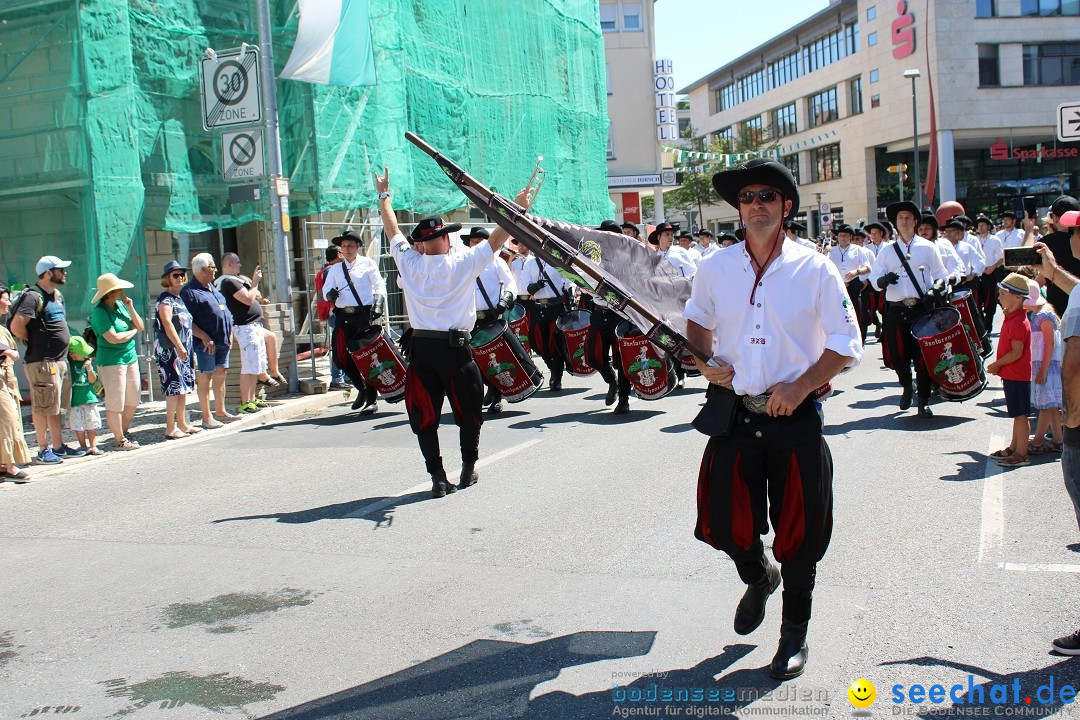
[202,417,224,429]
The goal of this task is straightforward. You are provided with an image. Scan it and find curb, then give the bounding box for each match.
[16,390,349,482]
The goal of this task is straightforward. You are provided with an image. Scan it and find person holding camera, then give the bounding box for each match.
[375,167,521,498]
[322,230,386,415]
[466,227,517,414]
[869,201,949,418]
[217,253,270,414]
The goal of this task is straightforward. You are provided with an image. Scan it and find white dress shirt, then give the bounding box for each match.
[662,245,698,278]
[698,244,720,259]
[950,239,985,277]
[518,256,570,300]
[997,227,1025,249]
[474,256,517,311]
[973,232,1005,269]
[828,243,872,281]
[935,239,964,284]
[321,256,386,307]
[795,236,818,251]
[389,233,495,331]
[864,240,885,259]
[684,243,863,396]
[869,236,949,301]
[510,255,531,294]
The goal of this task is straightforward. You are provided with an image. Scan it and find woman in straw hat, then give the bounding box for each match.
[89,273,144,450]
[0,284,31,480]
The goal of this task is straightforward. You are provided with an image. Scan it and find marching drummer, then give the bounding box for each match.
[826,224,874,343]
[466,227,518,414]
[322,230,387,415]
[917,214,964,287]
[375,168,517,498]
[869,200,949,418]
[686,158,861,680]
[943,217,985,292]
[520,246,573,392]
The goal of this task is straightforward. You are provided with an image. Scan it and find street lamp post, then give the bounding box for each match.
[903,69,921,210]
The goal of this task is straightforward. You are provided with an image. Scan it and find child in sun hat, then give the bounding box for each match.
[1025,278,1063,454]
[67,335,105,456]
[986,272,1033,467]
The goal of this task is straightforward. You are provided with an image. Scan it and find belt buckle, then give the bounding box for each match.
[902,298,918,308]
[741,394,770,416]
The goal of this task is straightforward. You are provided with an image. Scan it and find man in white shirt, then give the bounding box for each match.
[466,227,518,414]
[916,214,964,287]
[827,224,874,343]
[678,230,703,265]
[870,201,949,417]
[654,222,697,278]
[375,168,515,498]
[862,222,889,340]
[620,222,641,243]
[687,159,862,681]
[695,228,719,259]
[943,218,985,290]
[997,210,1025,249]
[784,220,818,251]
[973,214,1007,329]
[520,249,572,391]
[322,230,387,415]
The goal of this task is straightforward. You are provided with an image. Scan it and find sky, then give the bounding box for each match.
[655,0,831,92]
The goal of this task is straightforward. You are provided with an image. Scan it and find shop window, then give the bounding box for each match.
[622,3,643,31]
[978,45,1000,87]
[600,3,617,32]
[810,144,842,183]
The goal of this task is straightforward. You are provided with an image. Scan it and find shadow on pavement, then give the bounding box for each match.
[825,413,972,436]
[940,450,990,482]
[259,633,779,720]
[211,491,431,526]
[880,656,1080,717]
[659,422,694,434]
[1067,543,1080,554]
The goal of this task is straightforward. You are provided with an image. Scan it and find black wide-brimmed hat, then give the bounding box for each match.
[944,218,965,231]
[718,233,739,244]
[161,260,188,278]
[677,230,693,239]
[410,217,462,243]
[854,227,867,238]
[917,213,939,231]
[863,221,886,234]
[784,220,806,233]
[954,214,973,228]
[462,227,490,241]
[654,222,679,234]
[885,201,921,225]
[695,228,713,237]
[621,222,640,235]
[598,220,622,233]
[332,230,364,246]
[1000,209,1017,219]
[835,224,854,236]
[647,230,660,245]
[973,214,993,226]
[712,158,800,220]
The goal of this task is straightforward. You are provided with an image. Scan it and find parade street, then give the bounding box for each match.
[1,339,1079,720]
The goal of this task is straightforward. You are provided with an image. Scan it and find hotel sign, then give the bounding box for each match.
[655,59,678,142]
[892,1,916,59]
[609,174,662,188]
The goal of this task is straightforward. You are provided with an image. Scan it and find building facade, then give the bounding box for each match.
[680,0,1079,235]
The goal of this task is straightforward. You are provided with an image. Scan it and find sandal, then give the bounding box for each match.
[86,447,106,456]
[990,448,1015,458]
[997,454,1030,467]
[1046,441,1063,453]
[179,426,202,435]
[1028,443,1047,456]
[2,470,29,482]
[116,438,140,451]
[257,375,280,387]
[164,428,187,440]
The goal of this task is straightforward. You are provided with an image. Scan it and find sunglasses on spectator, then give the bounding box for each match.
[737,190,781,204]
[170,272,186,279]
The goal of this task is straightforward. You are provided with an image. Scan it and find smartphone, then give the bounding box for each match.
[1023,195,1037,220]
[1012,196,1026,218]
[1004,247,1040,268]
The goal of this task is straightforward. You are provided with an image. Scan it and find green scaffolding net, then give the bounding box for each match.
[0,0,613,325]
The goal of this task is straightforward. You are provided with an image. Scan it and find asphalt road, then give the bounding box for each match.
[1,336,1078,720]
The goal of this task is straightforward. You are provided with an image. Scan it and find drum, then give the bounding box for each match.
[949,289,991,358]
[615,321,677,401]
[470,319,544,403]
[911,307,987,402]
[348,327,407,403]
[505,303,532,355]
[555,310,597,377]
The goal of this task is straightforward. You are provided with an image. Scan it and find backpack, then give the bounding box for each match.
[5,285,46,334]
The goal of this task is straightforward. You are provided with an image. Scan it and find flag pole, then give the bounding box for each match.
[255,0,297,391]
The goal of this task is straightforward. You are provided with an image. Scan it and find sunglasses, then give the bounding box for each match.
[170,272,186,279]
[737,189,781,205]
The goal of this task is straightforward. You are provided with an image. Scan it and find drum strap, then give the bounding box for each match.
[892,241,925,299]
[536,260,562,299]
[475,277,497,312]
[340,261,367,308]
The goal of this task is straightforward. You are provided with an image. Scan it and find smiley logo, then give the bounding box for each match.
[848,678,876,708]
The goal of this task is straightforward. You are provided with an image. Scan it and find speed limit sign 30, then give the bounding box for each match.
[200,46,263,130]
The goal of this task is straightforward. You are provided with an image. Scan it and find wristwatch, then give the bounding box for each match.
[378,191,390,200]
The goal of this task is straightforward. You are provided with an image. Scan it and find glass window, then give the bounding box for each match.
[741,117,764,146]
[867,31,878,47]
[976,0,997,16]
[867,5,877,20]
[1023,43,1080,85]
[978,45,1000,86]
[678,117,691,137]
[809,87,839,128]
[600,3,617,32]
[850,77,863,115]
[622,2,642,31]
[869,68,880,83]
[607,123,615,159]
[781,154,800,184]
[810,144,842,183]
[1021,0,1079,14]
[870,94,881,108]
[773,103,798,138]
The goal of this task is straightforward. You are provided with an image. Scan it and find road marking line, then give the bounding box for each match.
[999,562,1080,573]
[342,438,545,518]
[978,434,1006,565]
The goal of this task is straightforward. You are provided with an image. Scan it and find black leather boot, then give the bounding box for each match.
[613,395,630,414]
[459,465,478,489]
[605,381,618,406]
[769,619,809,680]
[733,562,781,635]
[899,382,913,410]
[431,469,457,498]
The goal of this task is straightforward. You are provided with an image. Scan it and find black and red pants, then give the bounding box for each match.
[695,400,833,624]
[331,309,377,405]
[883,302,932,402]
[526,300,566,384]
[404,336,484,475]
[585,308,630,401]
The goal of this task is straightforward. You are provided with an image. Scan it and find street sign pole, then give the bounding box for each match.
[255,0,296,391]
